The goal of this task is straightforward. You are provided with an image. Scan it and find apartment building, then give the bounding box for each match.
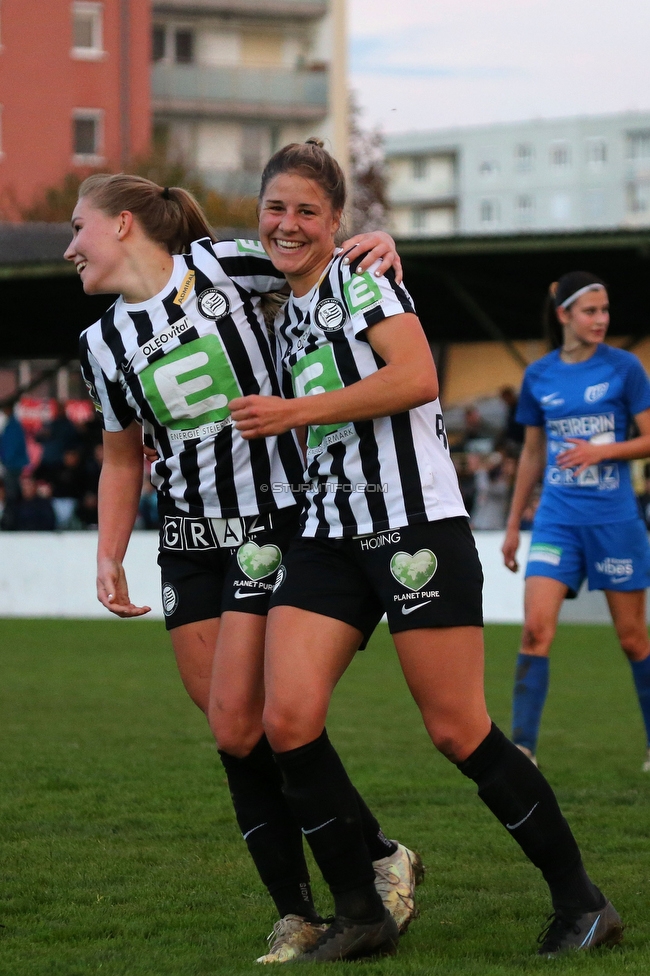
[0,1,151,216]
[151,0,347,196]
[385,112,650,237]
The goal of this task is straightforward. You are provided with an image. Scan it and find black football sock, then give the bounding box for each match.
[219,735,319,921]
[354,790,398,861]
[274,730,384,921]
[457,723,605,912]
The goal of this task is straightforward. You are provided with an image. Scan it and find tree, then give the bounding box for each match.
[349,93,388,235]
[15,147,258,230]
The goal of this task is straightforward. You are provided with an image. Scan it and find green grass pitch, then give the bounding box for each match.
[1,618,649,975]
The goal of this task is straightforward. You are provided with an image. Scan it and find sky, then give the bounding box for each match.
[349,0,650,136]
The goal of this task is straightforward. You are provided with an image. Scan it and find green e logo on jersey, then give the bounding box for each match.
[292,346,347,448]
[236,239,266,256]
[343,272,382,314]
[140,335,241,429]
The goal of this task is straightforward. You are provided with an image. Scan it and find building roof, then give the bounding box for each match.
[0,222,257,278]
[384,109,650,156]
[0,223,74,276]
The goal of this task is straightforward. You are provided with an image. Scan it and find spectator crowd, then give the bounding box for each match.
[0,399,158,532]
[2,386,650,533]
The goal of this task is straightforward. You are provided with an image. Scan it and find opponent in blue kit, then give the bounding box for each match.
[66,173,421,964]
[502,271,650,769]
[231,143,622,960]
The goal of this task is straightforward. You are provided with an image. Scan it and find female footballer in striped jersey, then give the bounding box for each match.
[230,140,622,960]
[66,173,421,962]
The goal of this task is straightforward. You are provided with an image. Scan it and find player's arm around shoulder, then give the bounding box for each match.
[230,311,437,438]
[97,422,151,618]
[502,425,546,573]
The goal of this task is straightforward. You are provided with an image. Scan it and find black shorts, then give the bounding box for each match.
[157,506,301,631]
[269,517,483,646]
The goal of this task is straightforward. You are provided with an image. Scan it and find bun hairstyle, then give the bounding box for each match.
[77,173,217,254]
[544,270,607,348]
[258,137,346,214]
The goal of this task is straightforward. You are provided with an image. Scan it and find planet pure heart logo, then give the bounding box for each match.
[390,550,438,591]
[237,542,282,581]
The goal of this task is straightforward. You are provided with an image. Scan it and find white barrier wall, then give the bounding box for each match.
[0,530,612,623]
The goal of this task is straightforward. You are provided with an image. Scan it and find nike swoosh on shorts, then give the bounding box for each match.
[401,601,432,615]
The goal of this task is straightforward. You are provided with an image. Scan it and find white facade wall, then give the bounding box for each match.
[152,1,343,198]
[0,532,612,624]
[385,111,650,237]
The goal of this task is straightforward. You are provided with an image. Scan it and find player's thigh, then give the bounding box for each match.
[393,626,491,762]
[170,617,221,714]
[209,610,268,754]
[264,606,362,751]
[159,545,234,711]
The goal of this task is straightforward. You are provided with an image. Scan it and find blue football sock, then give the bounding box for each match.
[630,655,650,748]
[512,653,549,754]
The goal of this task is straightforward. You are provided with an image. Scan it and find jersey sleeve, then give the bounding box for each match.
[341,254,416,339]
[515,367,544,427]
[622,354,650,417]
[79,332,136,432]
[206,238,286,295]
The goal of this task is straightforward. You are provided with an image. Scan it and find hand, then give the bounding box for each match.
[556,437,603,474]
[229,394,296,439]
[97,556,151,618]
[143,443,159,464]
[502,526,520,573]
[340,231,403,284]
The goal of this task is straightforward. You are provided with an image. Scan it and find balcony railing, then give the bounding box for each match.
[152,64,328,121]
[153,0,327,19]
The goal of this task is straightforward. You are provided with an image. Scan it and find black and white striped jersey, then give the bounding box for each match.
[79,238,303,519]
[275,253,467,538]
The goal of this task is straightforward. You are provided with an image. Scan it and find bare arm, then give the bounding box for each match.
[556,407,650,473]
[229,314,438,439]
[97,422,151,617]
[501,426,546,573]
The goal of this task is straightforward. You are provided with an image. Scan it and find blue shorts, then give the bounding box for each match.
[525,519,650,594]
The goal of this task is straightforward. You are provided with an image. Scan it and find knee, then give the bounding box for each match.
[618,632,650,663]
[209,702,263,758]
[425,715,490,764]
[521,619,553,656]
[263,703,322,754]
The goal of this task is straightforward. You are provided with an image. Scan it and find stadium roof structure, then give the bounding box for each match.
[1,222,649,362]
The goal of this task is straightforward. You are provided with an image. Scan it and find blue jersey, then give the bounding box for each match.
[516,344,650,526]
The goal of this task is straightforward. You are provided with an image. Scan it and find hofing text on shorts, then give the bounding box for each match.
[264,482,388,493]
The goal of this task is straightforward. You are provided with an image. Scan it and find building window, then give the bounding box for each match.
[411,209,426,232]
[412,157,427,180]
[550,192,571,222]
[71,2,103,60]
[480,199,499,224]
[586,188,605,221]
[479,158,498,176]
[514,143,534,171]
[515,194,534,224]
[586,138,607,166]
[627,182,650,213]
[152,25,166,62]
[72,111,102,162]
[627,130,650,160]
[550,141,570,167]
[175,29,194,64]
